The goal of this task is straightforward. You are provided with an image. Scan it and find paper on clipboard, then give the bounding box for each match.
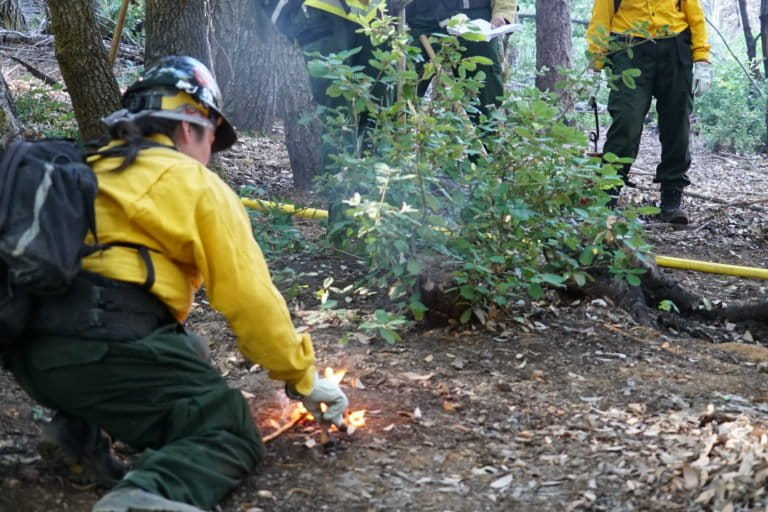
[445,15,522,42]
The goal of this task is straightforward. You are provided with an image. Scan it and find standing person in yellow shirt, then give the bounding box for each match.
[586,0,712,224]
[407,0,518,120]
[4,56,348,512]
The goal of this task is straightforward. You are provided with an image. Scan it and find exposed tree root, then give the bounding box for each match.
[418,253,768,341]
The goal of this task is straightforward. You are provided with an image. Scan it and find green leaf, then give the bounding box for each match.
[406,259,423,275]
[320,299,339,310]
[538,273,566,287]
[459,307,473,324]
[528,282,544,299]
[626,273,641,286]
[379,328,400,344]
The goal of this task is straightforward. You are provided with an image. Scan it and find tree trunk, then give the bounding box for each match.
[210,0,279,132]
[761,0,768,152]
[213,0,322,188]
[47,0,121,141]
[762,0,768,77]
[145,0,213,68]
[0,0,26,30]
[0,69,21,146]
[738,0,758,74]
[278,43,322,189]
[534,0,572,95]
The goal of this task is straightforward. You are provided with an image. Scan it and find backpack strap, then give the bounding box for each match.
[106,242,156,291]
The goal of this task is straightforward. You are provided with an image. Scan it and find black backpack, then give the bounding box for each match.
[0,139,98,344]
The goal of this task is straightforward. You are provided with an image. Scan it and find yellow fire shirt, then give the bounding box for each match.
[586,0,711,67]
[83,134,316,394]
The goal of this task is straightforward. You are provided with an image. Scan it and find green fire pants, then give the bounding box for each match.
[6,325,263,510]
[298,8,391,171]
[603,31,694,191]
[408,14,504,120]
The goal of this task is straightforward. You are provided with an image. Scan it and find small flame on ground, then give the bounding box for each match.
[347,409,366,428]
[277,368,367,429]
[324,366,346,385]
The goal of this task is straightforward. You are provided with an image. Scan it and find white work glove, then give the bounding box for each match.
[692,61,713,96]
[301,373,349,427]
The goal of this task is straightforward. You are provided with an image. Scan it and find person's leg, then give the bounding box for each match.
[460,37,504,119]
[407,16,442,99]
[602,43,656,204]
[7,326,262,510]
[299,10,357,177]
[653,33,693,223]
[37,412,128,486]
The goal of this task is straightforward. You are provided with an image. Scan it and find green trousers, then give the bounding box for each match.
[6,325,263,510]
[603,31,694,191]
[298,8,391,172]
[408,14,504,120]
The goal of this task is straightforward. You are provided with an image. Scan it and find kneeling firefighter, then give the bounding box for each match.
[4,56,348,512]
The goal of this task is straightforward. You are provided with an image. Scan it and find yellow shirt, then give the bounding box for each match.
[586,0,710,68]
[304,0,518,25]
[83,135,316,395]
[303,0,379,25]
[492,0,518,23]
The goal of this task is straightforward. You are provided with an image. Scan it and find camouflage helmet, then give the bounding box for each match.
[120,56,236,152]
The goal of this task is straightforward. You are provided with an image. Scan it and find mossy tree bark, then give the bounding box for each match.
[0,69,21,146]
[47,0,121,141]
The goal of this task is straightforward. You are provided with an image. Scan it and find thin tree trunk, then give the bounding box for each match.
[47,0,121,141]
[761,0,768,151]
[0,0,25,30]
[738,0,758,75]
[762,0,768,77]
[279,43,322,189]
[211,0,279,132]
[534,0,572,96]
[0,69,20,146]
[145,0,213,68]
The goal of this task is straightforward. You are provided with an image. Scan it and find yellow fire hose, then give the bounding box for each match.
[241,197,328,219]
[654,255,768,280]
[240,198,768,280]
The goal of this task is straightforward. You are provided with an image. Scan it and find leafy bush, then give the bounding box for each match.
[241,187,311,260]
[694,59,766,154]
[309,15,651,325]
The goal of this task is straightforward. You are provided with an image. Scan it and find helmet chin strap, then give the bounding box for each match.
[102,108,215,130]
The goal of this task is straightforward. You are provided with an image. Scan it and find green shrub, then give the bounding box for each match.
[309,14,651,325]
[694,60,766,154]
[15,83,78,139]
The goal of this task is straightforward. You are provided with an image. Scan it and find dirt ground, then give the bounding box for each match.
[2,43,768,512]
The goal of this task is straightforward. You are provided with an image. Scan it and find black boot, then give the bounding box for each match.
[37,413,129,487]
[659,188,688,225]
[605,185,622,209]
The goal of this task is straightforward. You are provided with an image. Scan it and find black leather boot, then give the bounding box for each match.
[37,413,129,487]
[659,188,688,225]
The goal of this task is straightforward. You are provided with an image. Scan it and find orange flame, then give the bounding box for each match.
[347,409,366,428]
[324,366,346,385]
[286,368,366,429]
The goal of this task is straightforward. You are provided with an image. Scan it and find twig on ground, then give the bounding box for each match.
[262,411,308,443]
[2,53,58,86]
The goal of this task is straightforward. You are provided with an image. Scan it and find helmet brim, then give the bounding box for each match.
[212,115,237,153]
